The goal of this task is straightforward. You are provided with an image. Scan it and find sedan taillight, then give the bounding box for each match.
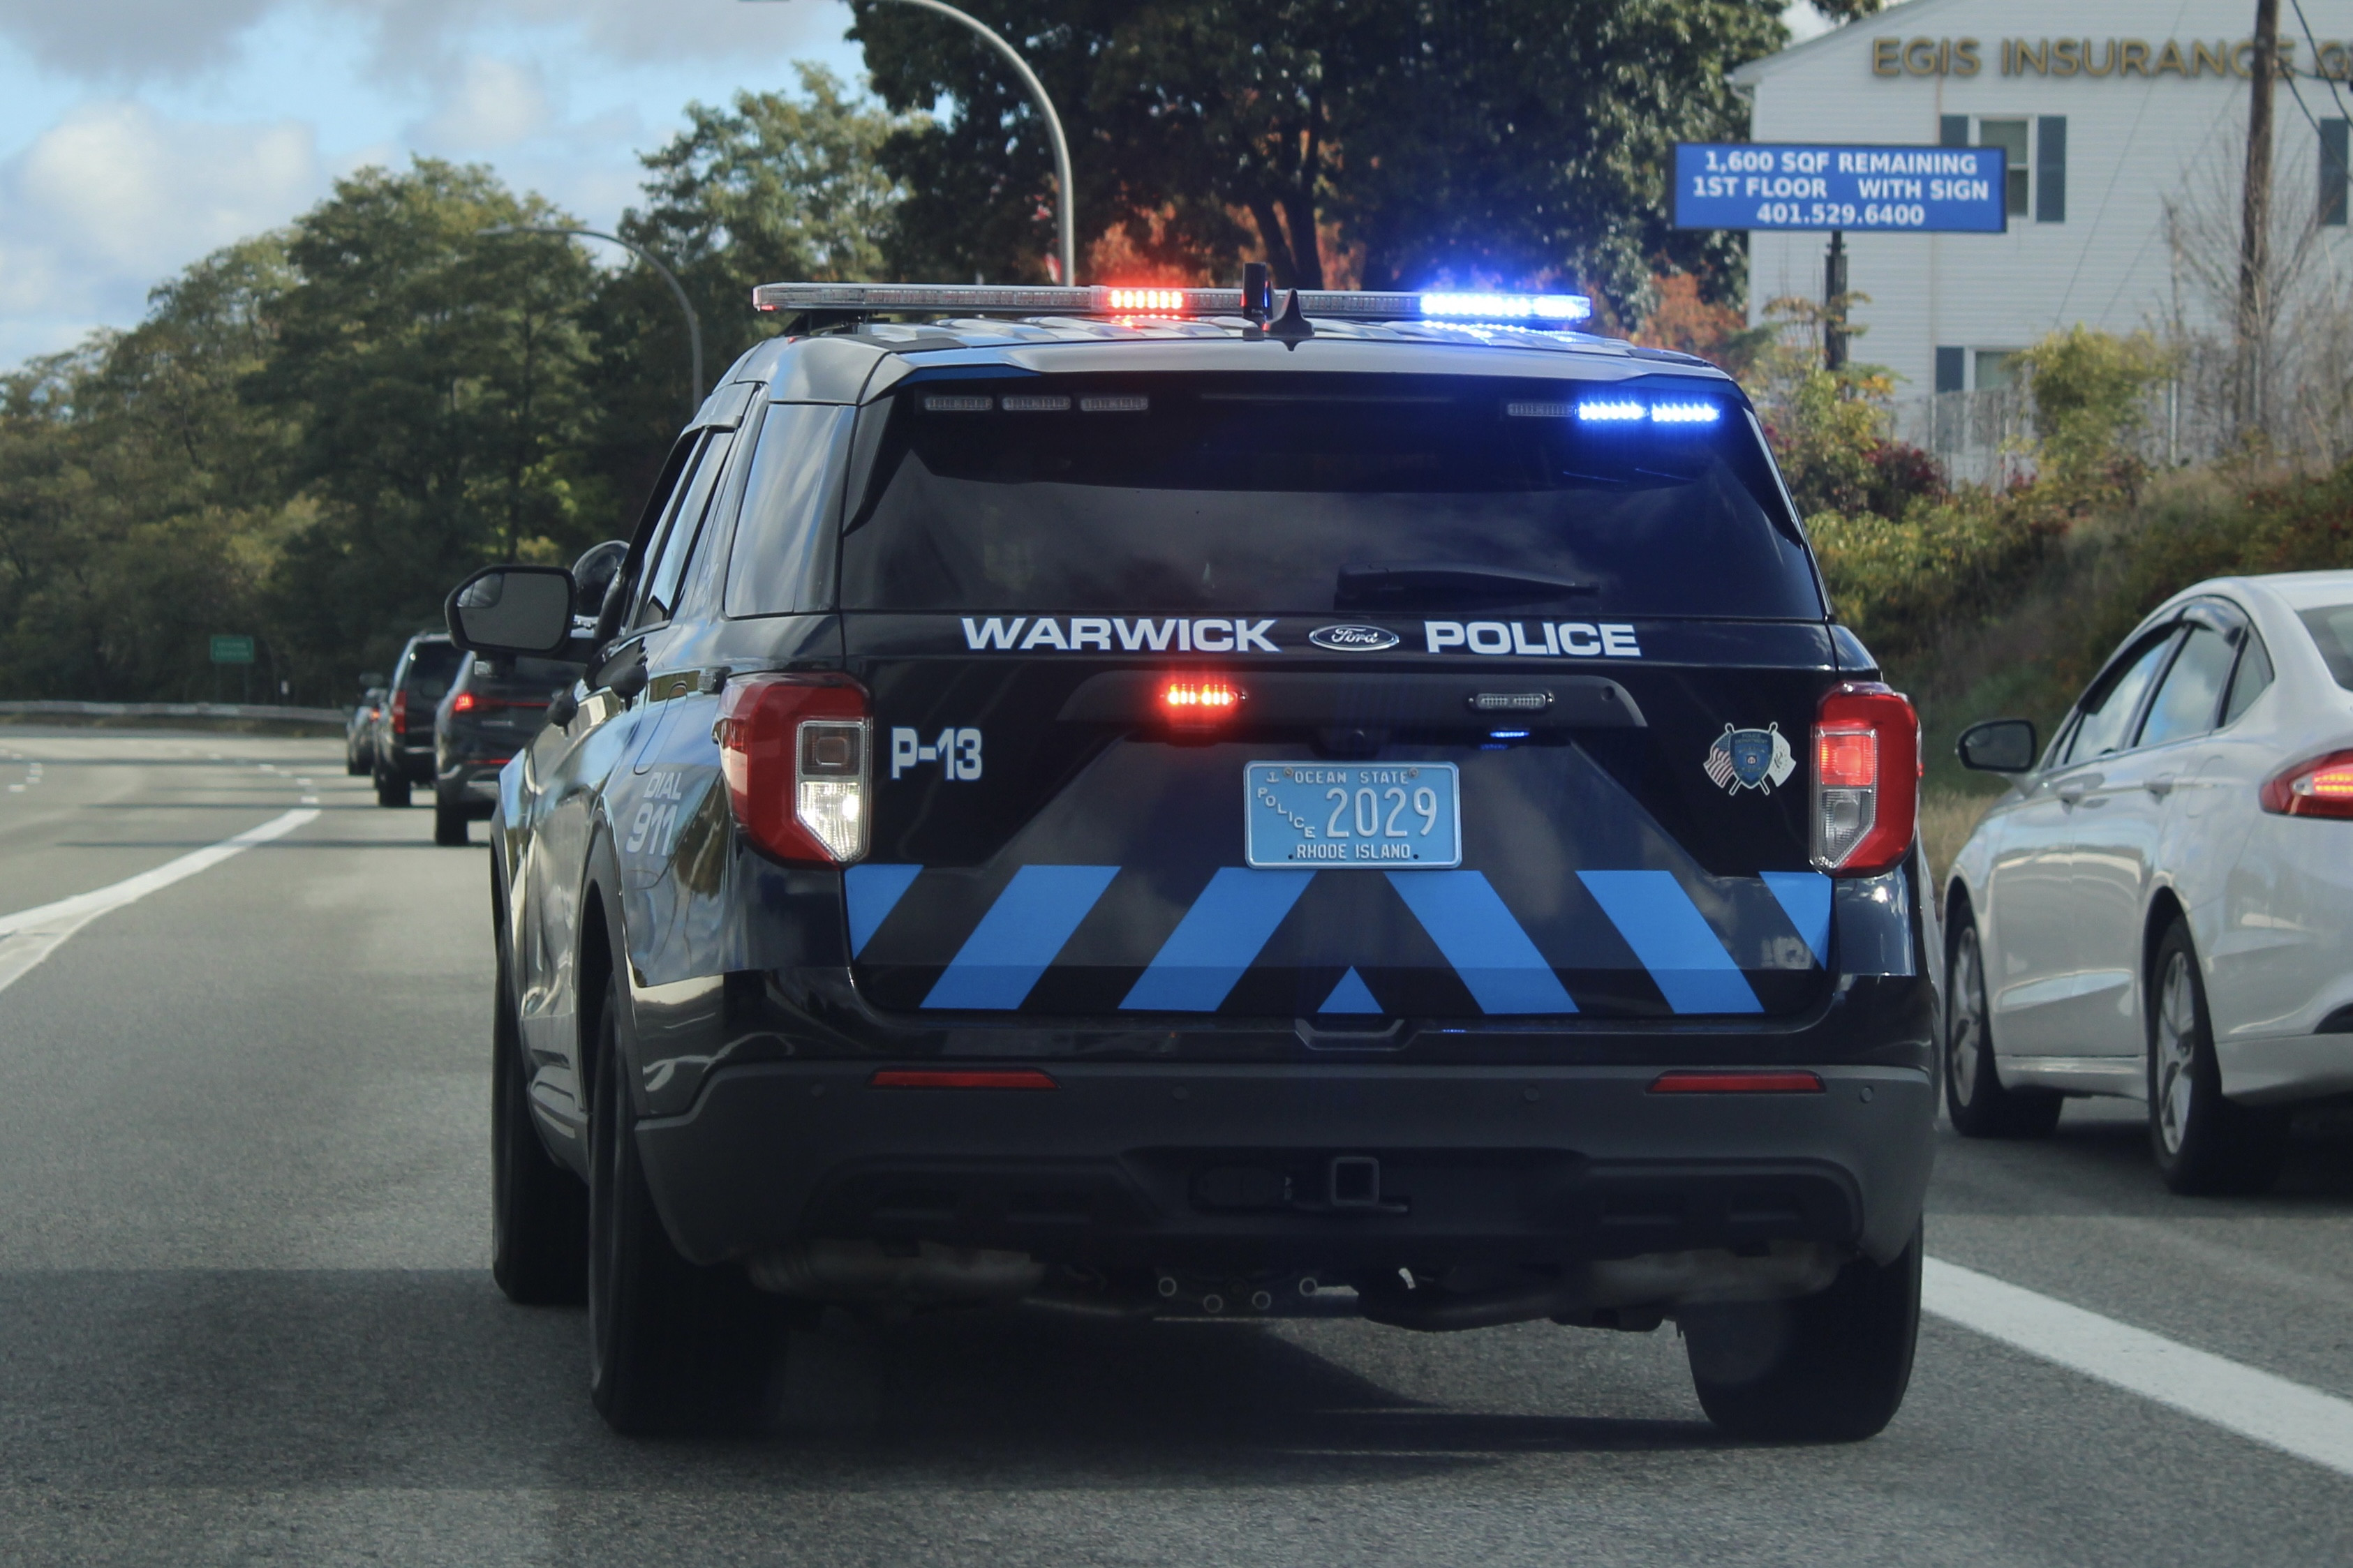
[715,674,871,865]
[2260,749,2353,819]
[1811,682,1920,876]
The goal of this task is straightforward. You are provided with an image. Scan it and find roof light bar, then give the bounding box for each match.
[751,281,1592,328]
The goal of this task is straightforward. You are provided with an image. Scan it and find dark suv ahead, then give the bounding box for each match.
[432,655,581,846]
[450,282,1938,1440]
[371,633,462,807]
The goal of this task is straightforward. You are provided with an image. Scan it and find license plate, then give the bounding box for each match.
[1244,761,1462,869]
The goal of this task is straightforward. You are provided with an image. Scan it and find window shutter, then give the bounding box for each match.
[2036,117,2067,223]
[2322,119,2348,226]
[1936,348,1966,394]
[1940,116,1969,149]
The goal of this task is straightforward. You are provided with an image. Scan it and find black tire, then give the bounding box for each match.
[2147,919,2287,1195]
[375,770,411,808]
[586,976,778,1434]
[434,797,469,846]
[491,927,586,1306]
[1945,916,2063,1138]
[346,743,367,777]
[1684,1222,1922,1442]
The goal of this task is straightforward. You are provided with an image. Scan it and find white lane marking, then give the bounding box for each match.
[0,808,318,998]
[1926,1257,2353,1479]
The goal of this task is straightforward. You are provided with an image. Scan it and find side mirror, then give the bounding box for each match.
[571,539,630,618]
[445,565,577,656]
[1957,717,2039,773]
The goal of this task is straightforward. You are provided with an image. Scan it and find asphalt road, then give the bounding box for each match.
[3,726,2352,1567]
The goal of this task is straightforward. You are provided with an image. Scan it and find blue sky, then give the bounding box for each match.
[0,1,1830,371]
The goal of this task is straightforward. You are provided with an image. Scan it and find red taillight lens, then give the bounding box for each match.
[391,689,409,735]
[870,1068,1057,1090]
[2261,749,2353,819]
[1811,682,1918,876]
[1161,678,1242,726]
[1649,1070,1825,1094]
[451,692,476,713]
[715,673,871,865]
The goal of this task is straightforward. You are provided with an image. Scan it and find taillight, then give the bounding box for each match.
[1811,682,1918,876]
[391,689,408,735]
[715,673,870,865]
[2260,749,2353,819]
[1649,1069,1825,1094]
[451,692,476,713]
[1161,678,1242,727]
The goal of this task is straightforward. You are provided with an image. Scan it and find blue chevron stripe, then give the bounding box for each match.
[845,863,923,957]
[1121,867,1314,1011]
[1760,870,1833,967]
[1385,869,1578,1015]
[1578,870,1762,1014]
[923,865,1120,1010]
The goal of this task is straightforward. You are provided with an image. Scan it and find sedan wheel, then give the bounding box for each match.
[2145,919,2287,1195]
[1945,918,2061,1138]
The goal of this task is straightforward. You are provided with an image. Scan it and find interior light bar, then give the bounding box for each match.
[1511,396,1723,426]
[751,281,1592,327]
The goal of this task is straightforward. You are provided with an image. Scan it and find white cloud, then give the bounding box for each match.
[0,101,322,343]
[0,0,277,81]
[412,54,553,151]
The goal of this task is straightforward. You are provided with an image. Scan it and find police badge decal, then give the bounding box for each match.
[1705,722,1796,794]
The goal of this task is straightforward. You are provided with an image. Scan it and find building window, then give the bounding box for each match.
[1980,121,2031,216]
[2324,118,2349,227]
[1940,114,2066,223]
[1975,351,2019,392]
[1936,347,1966,394]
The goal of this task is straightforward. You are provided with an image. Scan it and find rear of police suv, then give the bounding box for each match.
[641,320,1936,1439]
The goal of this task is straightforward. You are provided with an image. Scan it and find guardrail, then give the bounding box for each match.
[0,700,349,729]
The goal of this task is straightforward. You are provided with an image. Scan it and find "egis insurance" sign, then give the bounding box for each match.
[1673,143,2009,232]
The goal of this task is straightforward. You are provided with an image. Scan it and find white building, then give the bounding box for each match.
[1731,0,2353,404]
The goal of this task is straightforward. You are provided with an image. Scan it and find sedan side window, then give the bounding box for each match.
[2061,631,2179,766]
[2222,632,2275,725]
[2137,626,2236,749]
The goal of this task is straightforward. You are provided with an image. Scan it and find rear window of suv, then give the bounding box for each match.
[835,373,1823,619]
[403,641,461,701]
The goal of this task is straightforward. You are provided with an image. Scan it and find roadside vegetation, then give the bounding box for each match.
[1725,316,2353,876]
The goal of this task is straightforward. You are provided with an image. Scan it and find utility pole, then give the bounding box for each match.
[1824,230,1849,371]
[2239,0,2281,438]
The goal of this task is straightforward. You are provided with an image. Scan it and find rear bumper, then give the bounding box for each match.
[436,760,505,814]
[635,1059,1935,1273]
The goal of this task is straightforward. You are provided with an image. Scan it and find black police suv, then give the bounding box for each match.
[372,632,462,807]
[432,655,581,846]
[447,281,1939,1440]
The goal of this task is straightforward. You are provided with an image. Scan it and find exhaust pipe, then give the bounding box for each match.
[745,1239,1044,1305]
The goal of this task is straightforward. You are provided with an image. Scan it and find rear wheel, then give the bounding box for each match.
[375,768,410,808]
[586,976,778,1434]
[1684,1222,1922,1442]
[2148,920,2286,1195]
[346,741,367,777]
[491,935,586,1306]
[1945,919,2062,1138]
[433,796,469,846]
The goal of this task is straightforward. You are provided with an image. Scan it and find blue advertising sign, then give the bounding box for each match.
[1673,143,2008,233]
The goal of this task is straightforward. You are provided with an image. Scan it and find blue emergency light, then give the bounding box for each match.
[751,281,1593,329]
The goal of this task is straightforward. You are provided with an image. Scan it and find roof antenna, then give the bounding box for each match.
[1241,261,1272,327]
[1268,288,1316,349]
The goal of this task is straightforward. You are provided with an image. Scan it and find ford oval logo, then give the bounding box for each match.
[1309,625,1402,652]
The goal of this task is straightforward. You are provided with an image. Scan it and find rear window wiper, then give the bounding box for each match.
[1335,562,1598,608]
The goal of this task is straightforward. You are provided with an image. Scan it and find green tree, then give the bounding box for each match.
[587,66,915,513]
[253,159,605,683]
[854,0,1784,308]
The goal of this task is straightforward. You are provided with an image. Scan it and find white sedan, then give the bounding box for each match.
[1943,570,2353,1193]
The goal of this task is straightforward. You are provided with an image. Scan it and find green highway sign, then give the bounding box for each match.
[209,635,255,664]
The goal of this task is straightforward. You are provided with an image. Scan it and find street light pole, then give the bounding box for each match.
[481,225,705,410]
[743,0,1076,285]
